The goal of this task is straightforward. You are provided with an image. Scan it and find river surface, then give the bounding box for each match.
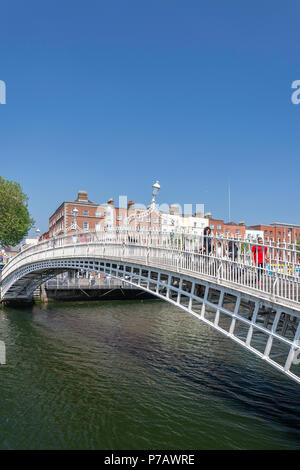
[0,299,299,450]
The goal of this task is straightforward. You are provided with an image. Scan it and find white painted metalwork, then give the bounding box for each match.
[1,230,300,383]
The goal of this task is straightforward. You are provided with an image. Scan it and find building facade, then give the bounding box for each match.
[45,191,300,245]
[48,191,161,238]
[208,217,246,238]
[249,223,300,243]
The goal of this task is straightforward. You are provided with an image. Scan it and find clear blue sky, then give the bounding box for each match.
[0,0,299,236]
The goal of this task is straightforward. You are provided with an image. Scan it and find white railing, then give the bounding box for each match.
[45,276,135,290]
[1,230,300,304]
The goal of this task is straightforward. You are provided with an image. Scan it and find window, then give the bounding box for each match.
[210,224,214,229]
[95,223,100,231]
[270,231,273,236]
[117,215,122,221]
[83,222,89,230]
[146,217,150,223]
[84,210,89,216]
[236,229,240,234]
[225,229,229,234]
[139,216,143,222]
[154,218,158,224]
[217,224,221,230]
[96,211,101,217]
[194,222,197,227]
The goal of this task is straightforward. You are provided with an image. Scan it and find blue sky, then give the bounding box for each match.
[0,0,299,235]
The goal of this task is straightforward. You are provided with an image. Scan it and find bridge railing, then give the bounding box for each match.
[1,230,300,304]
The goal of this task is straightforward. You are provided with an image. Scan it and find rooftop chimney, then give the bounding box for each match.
[195,210,204,218]
[77,190,88,202]
[170,204,180,215]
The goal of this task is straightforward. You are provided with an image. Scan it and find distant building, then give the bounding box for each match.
[49,190,107,237]
[208,217,246,238]
[245,228,264,242]
[160,205,208,235]
[249,223,300,243]
[48,190,161,237]
[39,231,49,242]
[2,245,21,261]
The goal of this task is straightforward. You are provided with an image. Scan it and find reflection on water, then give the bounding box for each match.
[0,299,299,450]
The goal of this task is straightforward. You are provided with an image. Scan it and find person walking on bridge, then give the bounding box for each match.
[251,237,269,284]
[202,227,213,255]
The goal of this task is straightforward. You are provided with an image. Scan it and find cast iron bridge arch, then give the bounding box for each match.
[1,231,300,385]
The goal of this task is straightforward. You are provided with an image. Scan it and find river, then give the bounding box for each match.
[0,299,299,450]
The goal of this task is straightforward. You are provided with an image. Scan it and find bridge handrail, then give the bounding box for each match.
[2,230,300,278]
[1,230,300,305]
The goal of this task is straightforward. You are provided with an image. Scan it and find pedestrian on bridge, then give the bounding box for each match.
[202,227,213,256]
[227,239,239,262]
[251,237,269,284]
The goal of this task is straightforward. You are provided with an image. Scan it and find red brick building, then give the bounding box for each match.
[48,190,161,238]
[208,217,246,238]
[250,223,300,243]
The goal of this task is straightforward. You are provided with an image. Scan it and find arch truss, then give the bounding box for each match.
[1,232,300,384]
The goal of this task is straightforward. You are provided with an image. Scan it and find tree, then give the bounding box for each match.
[0,176,34,246]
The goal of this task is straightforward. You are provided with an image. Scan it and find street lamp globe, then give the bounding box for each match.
[72,208,78,217]
[152,180,160,203]
[36,228,40,239]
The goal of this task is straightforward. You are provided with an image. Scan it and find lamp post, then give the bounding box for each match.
[68,208,79,235]
[149,180,160,240]
[72,207,79,231]
[36,228,40,241]
[151,180,160,209]
[123,180,161,241]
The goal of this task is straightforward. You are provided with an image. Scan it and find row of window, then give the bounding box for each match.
[50,210,64,227]
[264,230,300,237]
[71,221,163,231]
[71,209,103,217]
[70,209,159,224]
[211,225,240,234]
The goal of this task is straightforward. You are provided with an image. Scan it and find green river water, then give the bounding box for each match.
[0,299,299,450]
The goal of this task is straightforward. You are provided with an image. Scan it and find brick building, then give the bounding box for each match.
[48,190,161,238]
[249,223,300,243]
[208,216,246,238]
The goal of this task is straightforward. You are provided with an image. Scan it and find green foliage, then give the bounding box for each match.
[0,176,35,246]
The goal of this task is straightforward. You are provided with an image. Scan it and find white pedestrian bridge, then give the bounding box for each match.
[1,231,300,384]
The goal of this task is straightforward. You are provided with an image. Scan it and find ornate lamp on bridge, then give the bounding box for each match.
[151,180,160,209]
[124,180,161,235]
[69,207,80,233]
